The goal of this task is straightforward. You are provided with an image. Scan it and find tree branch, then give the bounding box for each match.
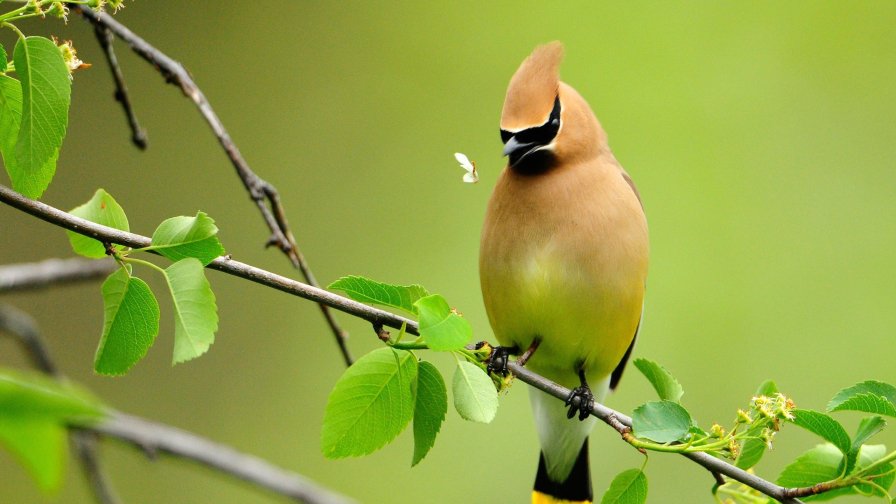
[0,257,117,293]
[0,302,353,504]
[0,183,837,502]
[0,184,416,335]
[90,22,147,149]
[83,412,354,504]
[69,4,353,366]
[506,362,806,504]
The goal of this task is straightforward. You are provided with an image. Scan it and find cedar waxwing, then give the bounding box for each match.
[479,42,648,503]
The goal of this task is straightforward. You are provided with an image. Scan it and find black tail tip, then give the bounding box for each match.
[533,438,592,502]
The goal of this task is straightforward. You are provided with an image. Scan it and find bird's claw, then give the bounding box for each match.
[485,345,513,376]
[565,386,594,421]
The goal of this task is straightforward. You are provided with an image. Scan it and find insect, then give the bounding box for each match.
[454,152,479,184]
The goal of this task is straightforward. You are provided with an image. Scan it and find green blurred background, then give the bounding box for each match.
[2,2,895,503]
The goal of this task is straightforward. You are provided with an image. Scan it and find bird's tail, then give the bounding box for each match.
[532,438,592,504]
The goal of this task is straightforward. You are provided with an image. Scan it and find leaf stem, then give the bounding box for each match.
[123,256,166,275]
[0,20,26,39]
[390,340,428,350]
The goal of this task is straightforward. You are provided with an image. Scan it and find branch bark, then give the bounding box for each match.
[84,413,354,504]
[0,183,843,503]
[0,257,117,293]
[0,302,353,504]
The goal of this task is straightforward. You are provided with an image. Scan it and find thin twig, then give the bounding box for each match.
[69,4,353,366]
[0,257,117,293]
[83,412,354,504]
[0,305,121,504]
[91,22,147,149]
[506,362,806,504]
[0,184,840,502]
[70,433,121,504]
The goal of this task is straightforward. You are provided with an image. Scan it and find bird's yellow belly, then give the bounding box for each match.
[482,239,643,389]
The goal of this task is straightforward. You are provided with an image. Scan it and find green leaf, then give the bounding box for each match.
[452,360,498,423]
[67,189,130,259]
[846,416,886,474]
[95,267,160,375]
[735,437,768,470]
[0,368,104,422]
[412,361,447,466]
[0,74,22,176]
[328,275,429,314]
[852,444,895,497]
[632,400,693,443]
[828,380,896,417]
[414,294,471,351]
[777,443,894,501]
[12,36,71,198]
[791,409,851,456]
[0,43,6,70]
[150,212,225,266]
[632,358,683,403]
[164,258,218,364]
[755,380,778,396]
[777,443,841,493]
[0,369,105,493]
[321,348,417,458]
[0,417,65,493]
[600,468,648,504]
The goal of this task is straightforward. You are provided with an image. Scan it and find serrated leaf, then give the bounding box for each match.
[452,360,498,423]
[600,468,648,504]
[633,358,683,403]
[632,400,693,443]
[828,380,896,417]
[791,409,851,456]
[321,348,417,458]
[150,212,225,266]
[756,380,778,396]
[0,74,22,172]
[95,267,160,375]
[846,416,886,474]
[414,294,471,351]
[12,36,70,198]
[0,369,105,493]
[779,444,893,501]
[736,437,768,470]
[164,258,218,364]
[412,361,447,466]
[67,189,130,259]
[777,443,841,491]
[328,276,429,314]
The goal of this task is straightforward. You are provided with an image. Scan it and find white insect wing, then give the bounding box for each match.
[454,152,478,183]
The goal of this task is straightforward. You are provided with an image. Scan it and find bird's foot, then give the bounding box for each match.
[481,343,516,376]
[565,385,594,421]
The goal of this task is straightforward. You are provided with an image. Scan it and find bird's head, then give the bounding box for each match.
[500,42,606,172]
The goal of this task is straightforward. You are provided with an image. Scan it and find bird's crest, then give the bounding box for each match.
[501,42,564,131]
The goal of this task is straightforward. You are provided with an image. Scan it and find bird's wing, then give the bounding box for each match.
[609,307,641,391]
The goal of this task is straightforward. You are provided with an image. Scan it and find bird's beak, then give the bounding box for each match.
[503,136,537,159]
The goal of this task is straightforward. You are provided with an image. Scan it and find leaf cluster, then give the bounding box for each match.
[67,189,225,374]
[323,275,495,465]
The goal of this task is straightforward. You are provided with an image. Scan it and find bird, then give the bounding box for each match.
[479,42,648,503]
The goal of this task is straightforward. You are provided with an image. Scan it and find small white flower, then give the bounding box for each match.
[454,152,479,184]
